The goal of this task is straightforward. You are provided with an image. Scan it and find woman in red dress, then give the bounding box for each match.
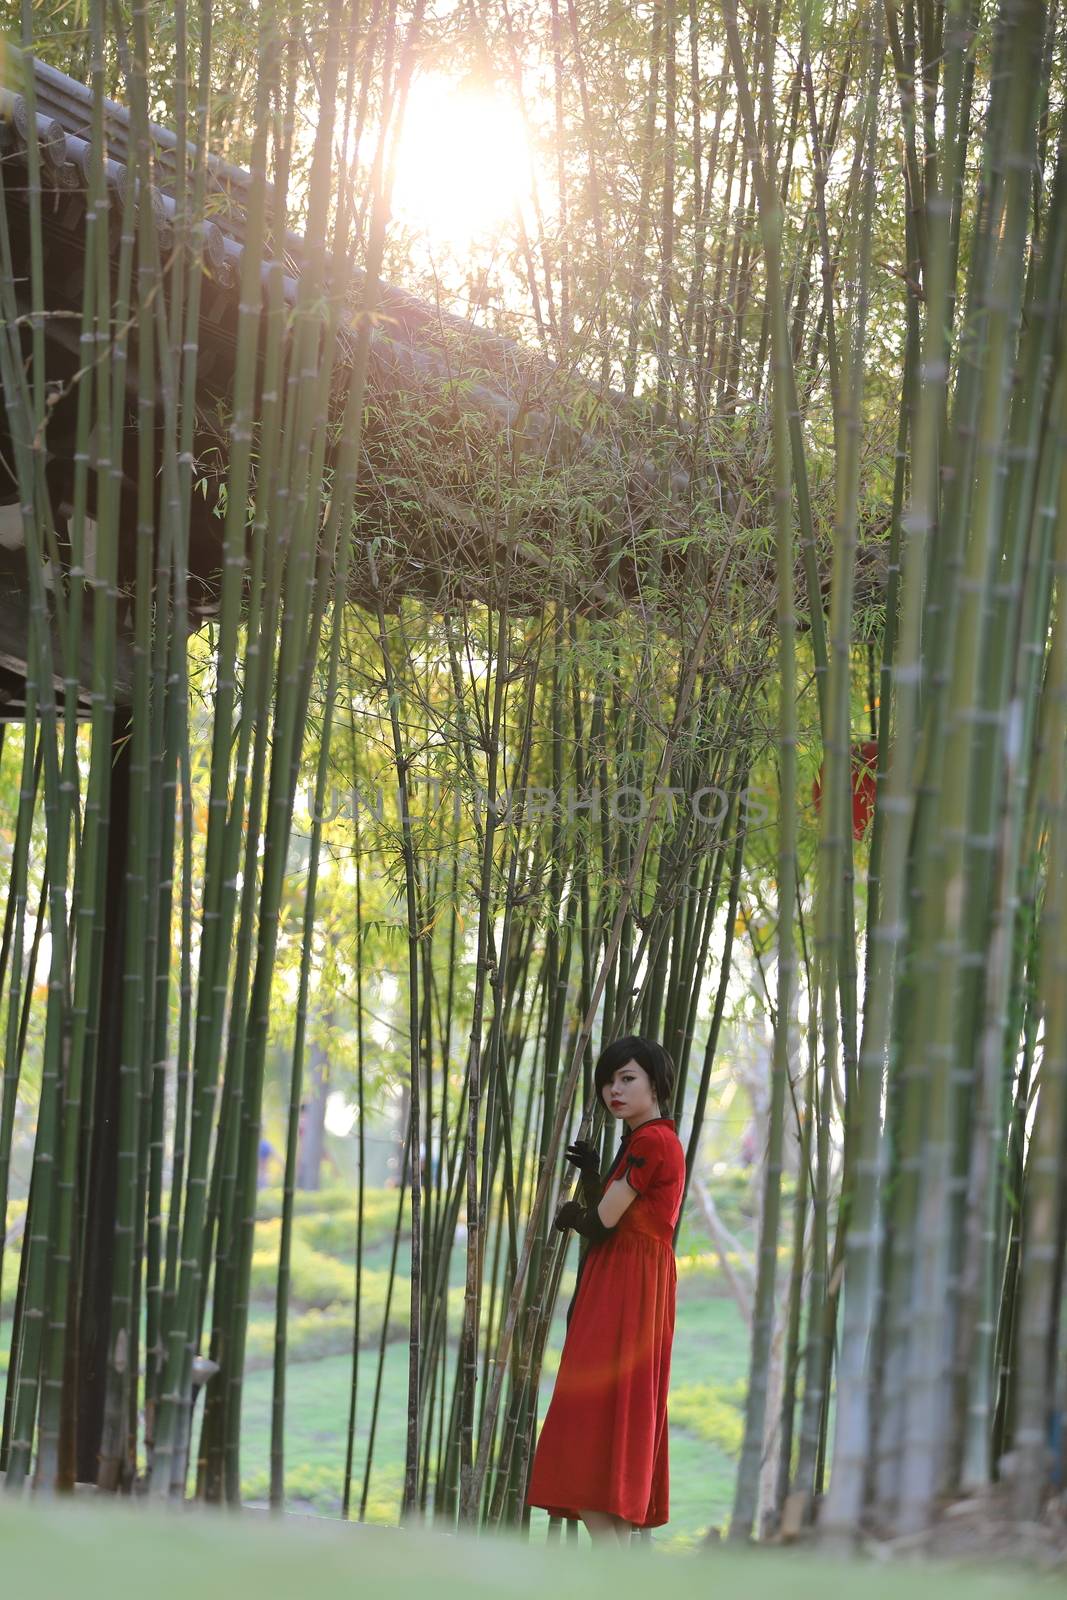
[526,1035,686,1542]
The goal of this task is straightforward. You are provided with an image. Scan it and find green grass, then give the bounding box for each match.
[0,1493,1056,1599]
[236,1205,753,1546]
[3,1183,755,1543]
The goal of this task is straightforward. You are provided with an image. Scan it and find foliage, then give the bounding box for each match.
[668,1382,746,1458]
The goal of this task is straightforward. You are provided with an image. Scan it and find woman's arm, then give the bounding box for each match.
[596,1176,639,1229]
[554,1173,638,1244]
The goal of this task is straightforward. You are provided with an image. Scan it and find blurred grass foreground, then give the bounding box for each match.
[0,1494,1058,1600]
[2,1178,758,1543]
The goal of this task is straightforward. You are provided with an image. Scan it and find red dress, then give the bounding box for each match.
[525,1116,686,1528]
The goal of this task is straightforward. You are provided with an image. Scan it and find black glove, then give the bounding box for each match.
[565,1138,599,1173]
[553,1199,615,1246]
[564,1138,603,1206]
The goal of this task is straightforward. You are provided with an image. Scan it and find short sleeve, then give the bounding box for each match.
[620,1126,664,1196]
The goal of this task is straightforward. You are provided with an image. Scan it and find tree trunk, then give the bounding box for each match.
[74,713,132,1483]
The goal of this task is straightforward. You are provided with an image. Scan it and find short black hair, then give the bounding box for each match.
[593,1035,675,1111]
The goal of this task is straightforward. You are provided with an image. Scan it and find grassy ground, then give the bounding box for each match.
[0,1492,1057,1600]
[3,1179,755,1544]
[235,1184,753,1546]
[238,1285,748,1546]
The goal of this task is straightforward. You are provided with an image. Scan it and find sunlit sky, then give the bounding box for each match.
[389,74,534,251]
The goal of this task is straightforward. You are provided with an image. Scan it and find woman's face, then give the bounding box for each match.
[602,1059,658,1125]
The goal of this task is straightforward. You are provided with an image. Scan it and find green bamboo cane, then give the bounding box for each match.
[717,0,796,1542]
[0,733,20,986]
[950,114,1067,1488]
[870,6,990,1499]
[142,0,196,1441]
[792,3,884,1523]
[0,37,94,1488]
[953,394,1066,1488]
[895,0,1043,1532]
[150,0,229,1480]
[148,0,284,1495]
[194,128,290,1498]
[0,727,39,1323]
[360,1122,412,1521]
[342,783,367,1520]
[217,1,419,1501]
[680,792,746,1216]
[862,183,920,990]
[468,606,714,1517]
[454,593,513,1520]
[482,915,557,1519]
[418,854,435,1413]
[270,527,357,1509]
[144,675,183,1437]
[123,0,174,1468]
[455,634,542,1503]
[155,3,216,1457]
[90,0,167,1485]
[990,877,1041,1465]
[1,1153,36,1472]
[774,971,816,1525]
[191,40,289,1484]
[985,467,1058,1467]
[151,0,196,1397]
[1010,407,1067,1517]
[827,0,970,1533]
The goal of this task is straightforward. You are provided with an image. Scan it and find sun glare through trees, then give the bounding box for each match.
[389,74,533,250]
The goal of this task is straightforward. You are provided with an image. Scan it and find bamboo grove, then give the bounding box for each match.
[0,0,1065,1554]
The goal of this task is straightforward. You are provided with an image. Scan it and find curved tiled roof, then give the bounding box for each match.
[0,51,566,432]
[1,49,692,622]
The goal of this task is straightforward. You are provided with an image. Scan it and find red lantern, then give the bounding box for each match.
[812,739,878,840]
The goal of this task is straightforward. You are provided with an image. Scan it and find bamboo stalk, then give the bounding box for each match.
[717,0,797,1542]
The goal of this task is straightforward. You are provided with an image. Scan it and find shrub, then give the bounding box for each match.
[668,1381,745,1456]
[675,1242,792,1295]
[299,1199,401,1257]
[244,1274,410,1368]
[256,1185,359,1221]
[675,1251,727,1286]
[253,1187,409,1257]
[241,1460,405,1523]
[244,1307,353,1368]
[241,1461,341,1512]
[250,1230,354,1309]
[256,1184,409,1230]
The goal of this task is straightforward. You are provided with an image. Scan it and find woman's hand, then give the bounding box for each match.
[554,1199,612,1244]
[564,1138,604,1206]
[553,1200,585,1233]
[564,1139,600,1175]
[553,1178,637,1244]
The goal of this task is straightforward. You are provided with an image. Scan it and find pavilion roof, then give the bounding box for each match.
[1,52,696,630]
[0,51,887,719]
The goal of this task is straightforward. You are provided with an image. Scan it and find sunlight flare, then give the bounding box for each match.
[390,74,531,247]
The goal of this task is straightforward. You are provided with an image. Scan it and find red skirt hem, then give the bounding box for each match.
[527,1496,667,1529]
